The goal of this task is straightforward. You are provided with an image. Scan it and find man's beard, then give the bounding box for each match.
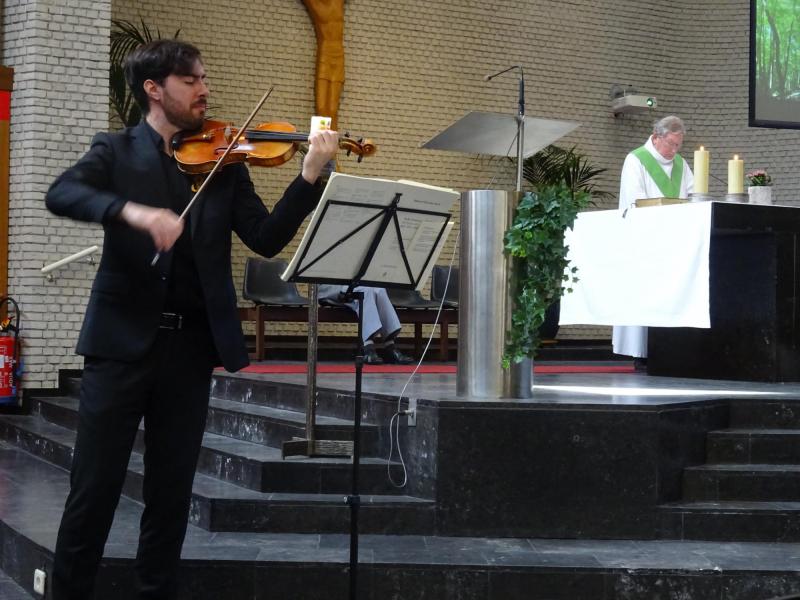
[163,92,205,132]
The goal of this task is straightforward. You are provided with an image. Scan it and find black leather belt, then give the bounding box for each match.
[159,312,192,330]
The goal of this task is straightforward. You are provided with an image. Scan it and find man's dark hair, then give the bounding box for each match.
[124,39,202,115]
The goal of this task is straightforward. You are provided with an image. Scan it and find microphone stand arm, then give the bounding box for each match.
[515,68,525,193]
[484,66,525,189]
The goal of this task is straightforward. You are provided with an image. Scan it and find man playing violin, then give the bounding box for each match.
[45,39,339,600]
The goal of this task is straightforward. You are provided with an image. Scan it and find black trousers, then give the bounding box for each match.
[52,326,216,600]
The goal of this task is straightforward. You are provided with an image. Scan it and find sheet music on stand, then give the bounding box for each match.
[282,172,458,290]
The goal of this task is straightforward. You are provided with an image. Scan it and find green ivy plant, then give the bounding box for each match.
[109,19,181,129]
[500,144,608,367]
[502,184,590,368]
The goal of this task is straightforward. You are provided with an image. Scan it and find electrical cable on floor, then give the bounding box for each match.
[386,228,460,488]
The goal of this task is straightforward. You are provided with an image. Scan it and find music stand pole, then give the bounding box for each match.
[341,196,404,600]
[306,283,319,453]
[345,291,364,600]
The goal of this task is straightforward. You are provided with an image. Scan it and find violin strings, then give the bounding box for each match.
[242,130,308,141]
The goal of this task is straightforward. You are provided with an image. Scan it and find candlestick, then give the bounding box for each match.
[694,146,709,194]
[728,154,744,194]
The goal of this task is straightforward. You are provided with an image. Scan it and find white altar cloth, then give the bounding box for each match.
[559,202,712,328]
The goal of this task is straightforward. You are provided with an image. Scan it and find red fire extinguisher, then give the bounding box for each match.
[0,297,21,407]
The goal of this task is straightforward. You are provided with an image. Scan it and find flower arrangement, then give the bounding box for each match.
[746,169,772,186]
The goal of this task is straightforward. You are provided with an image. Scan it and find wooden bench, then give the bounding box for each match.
[239,303,457,361]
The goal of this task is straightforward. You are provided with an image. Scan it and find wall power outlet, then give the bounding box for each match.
[407,398,417,427]
[33,568,46,595]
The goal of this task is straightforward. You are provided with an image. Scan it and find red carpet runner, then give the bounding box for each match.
[229,364,635,374]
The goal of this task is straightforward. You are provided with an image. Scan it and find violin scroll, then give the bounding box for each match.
[339,134,376,163]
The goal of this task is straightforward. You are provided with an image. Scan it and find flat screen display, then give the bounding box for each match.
[750,0,800,129]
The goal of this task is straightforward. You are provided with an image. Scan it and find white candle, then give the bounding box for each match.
[728,155,744,194]
[694,146,709,194]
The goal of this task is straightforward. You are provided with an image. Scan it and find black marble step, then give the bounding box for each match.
[30,395,390,493]
[683,463,800,501]
[31,394,79,429]
[0,565,34,599]
[205,397,381,456]
[3,449,800,600]
[660,500,800,542]
[707,428,800,464]
[210,371,405,429]
[730,400,800,429]
[0,415,433,535]
[197,432,397,494]
[34,389,383,458]
[60,375,81,397]
[63,374,399,460]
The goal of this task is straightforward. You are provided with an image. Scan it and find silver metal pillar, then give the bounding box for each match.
[456,189,532,399]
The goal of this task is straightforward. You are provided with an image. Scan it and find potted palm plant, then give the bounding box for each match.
[109,19,181,129]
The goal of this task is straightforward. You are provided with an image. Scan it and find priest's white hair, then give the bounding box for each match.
[653,115,685,137]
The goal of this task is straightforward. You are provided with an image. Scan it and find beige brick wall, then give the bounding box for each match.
[4,0,800,384]
[2,0,111,387]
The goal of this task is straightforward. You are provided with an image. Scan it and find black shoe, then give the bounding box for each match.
[633,358,648,371]
[381,346,414,365]
[363,345,384,365]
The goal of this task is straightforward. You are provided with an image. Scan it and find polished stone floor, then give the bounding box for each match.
[226,361,800,407]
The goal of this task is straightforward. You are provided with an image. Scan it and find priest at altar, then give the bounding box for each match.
[614,115,695,362]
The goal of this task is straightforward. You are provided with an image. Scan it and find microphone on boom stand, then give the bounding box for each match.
[484,65,526,190]
[484,65,524,117]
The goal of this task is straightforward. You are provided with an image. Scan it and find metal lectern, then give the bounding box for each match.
[423,110,578,399]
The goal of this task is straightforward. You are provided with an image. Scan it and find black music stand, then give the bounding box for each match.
[282,173,457,600]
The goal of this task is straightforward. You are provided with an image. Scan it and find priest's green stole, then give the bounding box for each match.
[632,146,684,198]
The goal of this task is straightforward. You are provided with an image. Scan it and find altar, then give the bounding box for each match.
[560,201,800,382]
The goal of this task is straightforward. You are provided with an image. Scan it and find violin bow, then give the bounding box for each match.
[150,86,274,266]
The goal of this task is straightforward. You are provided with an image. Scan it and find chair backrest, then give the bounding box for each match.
[387,287,439,309]
[242,257,309,306]
[431,265,459,305]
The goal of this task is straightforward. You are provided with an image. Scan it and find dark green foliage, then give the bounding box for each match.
[502,144,604,368]
[522,144,611,200]
[109,19,181,129]
[503,186,590,367]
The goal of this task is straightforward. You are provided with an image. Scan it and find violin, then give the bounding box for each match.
[171,119,377,174]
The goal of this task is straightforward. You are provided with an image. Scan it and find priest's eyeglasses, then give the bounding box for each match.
[658,135,682,151]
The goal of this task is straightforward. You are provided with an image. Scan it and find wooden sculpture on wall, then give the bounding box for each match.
[302,0,345,130]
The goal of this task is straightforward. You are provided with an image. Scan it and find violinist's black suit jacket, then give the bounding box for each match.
[46,120,321,372]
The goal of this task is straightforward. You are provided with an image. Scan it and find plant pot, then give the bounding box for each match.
[748,185,773,205]
[538,300,561,340]
[505,357,533,398]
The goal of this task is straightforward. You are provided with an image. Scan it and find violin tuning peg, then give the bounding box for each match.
[357,155,364,163]
[357,137,364,144]
[345,131,350,138]
[346,148,352,156]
